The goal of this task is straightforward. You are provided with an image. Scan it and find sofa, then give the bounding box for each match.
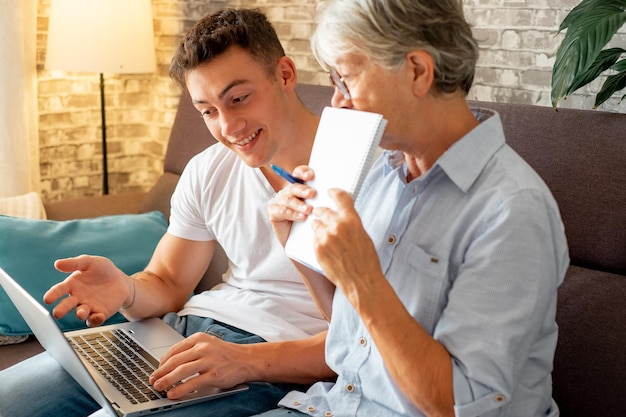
[1,83,624,417]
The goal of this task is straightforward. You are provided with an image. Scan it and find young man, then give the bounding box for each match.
[262,0,569,416]
[0,9,329,417]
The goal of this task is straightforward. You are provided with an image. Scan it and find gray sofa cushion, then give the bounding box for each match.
[553,265,626,417]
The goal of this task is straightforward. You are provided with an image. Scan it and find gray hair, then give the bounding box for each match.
[311,0,479,94]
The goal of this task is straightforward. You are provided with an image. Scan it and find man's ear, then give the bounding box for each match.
[405,50,434,97]
[276,56,298,89]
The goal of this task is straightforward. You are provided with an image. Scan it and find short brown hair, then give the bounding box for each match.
[169,8,286,89]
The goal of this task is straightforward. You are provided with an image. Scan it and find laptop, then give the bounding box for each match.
[0,267,248,416]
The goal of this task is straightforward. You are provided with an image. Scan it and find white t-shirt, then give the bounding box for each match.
[168,143,327,342]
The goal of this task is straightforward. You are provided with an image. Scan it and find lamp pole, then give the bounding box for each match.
[99,73,108,195]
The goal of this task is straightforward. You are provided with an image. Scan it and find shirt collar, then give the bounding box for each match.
[437,108,504,192]
[382,150,405,176]
[382,108,504,192]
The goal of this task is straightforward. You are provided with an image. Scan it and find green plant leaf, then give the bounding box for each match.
[610,58,626,72]
[559,0,615,31]
[551,2,626,107]
[567,48,626,94]
[594,66,626,108]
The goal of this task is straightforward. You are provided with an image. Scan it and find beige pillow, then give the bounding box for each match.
[0,191,46,220]
[0,191,46,345]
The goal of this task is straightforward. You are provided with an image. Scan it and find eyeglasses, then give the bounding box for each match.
[328,68,351,100]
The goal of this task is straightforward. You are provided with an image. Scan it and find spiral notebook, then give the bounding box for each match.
[285,106,387,274]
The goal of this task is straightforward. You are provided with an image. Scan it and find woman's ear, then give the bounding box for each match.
[405,50,434,97]
[276,56,298,89]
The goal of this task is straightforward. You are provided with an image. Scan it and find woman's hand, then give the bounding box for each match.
[311,188,384,297]
[268,165,317,246]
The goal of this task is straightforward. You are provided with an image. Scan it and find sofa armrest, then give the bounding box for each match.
[0,337,44,371]
[44,192,146,221]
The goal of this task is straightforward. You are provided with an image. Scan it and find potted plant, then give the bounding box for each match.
[551,0,626,109]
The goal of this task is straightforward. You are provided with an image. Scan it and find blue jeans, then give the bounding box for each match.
[251,409,308,417]
[0,314,302,417]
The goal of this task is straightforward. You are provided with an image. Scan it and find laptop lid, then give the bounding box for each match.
[0,267,247,416]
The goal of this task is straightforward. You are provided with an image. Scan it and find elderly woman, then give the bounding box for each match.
[262,0,568,416]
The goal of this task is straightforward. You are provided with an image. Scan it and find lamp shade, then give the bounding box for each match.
[45,0,156,74]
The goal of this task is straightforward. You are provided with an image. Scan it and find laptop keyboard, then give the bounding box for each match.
[68,329,167,404]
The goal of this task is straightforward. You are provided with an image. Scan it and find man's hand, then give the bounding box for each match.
[44,255,132,327]
[149,333,251,399]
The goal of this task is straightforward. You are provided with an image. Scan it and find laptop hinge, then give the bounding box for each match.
[112,403,124,417]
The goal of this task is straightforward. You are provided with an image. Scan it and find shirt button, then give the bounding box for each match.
[325,413,333,417]
[307,406,315,412]
[386,235,396,244]
[346,383,355,392]
[292,401,301,406]
[359,337,367,347]
[495,394,505,402]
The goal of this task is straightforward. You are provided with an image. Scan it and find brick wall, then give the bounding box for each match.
[35,0,625,202]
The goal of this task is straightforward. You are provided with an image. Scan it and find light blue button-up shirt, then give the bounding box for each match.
[279,109,569,416]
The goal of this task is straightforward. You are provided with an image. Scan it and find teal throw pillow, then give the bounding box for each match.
[0,211,167,336]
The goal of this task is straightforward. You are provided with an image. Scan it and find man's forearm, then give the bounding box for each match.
[248,330,335,384]
[120,270,190,320]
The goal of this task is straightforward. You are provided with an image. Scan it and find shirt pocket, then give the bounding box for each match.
[392,243,449,334]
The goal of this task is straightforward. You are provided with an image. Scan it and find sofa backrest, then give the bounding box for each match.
[469,100,626,276]
[162,89,214,176]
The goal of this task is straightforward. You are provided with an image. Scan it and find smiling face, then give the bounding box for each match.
[185,46,296,168]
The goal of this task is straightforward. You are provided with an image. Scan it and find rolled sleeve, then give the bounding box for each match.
[452,359,508,417]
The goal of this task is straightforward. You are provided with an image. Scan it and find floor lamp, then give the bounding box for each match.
[45,0,156,195]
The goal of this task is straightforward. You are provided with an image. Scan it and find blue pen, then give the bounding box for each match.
[270,164,305,184]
